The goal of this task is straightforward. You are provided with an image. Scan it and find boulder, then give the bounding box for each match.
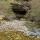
[10,0,31,20]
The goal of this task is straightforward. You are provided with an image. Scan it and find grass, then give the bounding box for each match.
[0,30,40,40]
[0,30,28,40]
[0,0,14,15]
[0,0,40,40]
[30,0,40,16]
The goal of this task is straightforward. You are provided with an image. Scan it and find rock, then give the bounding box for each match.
[11,3,27,19]
[10,0,31,20]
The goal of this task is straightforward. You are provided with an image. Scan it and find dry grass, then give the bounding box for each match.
[0,30,40,40]
[0,0,40,40]
[30,0,40,16]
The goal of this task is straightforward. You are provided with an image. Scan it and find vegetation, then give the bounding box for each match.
[0,30,40,40]
[0,0,40,40]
